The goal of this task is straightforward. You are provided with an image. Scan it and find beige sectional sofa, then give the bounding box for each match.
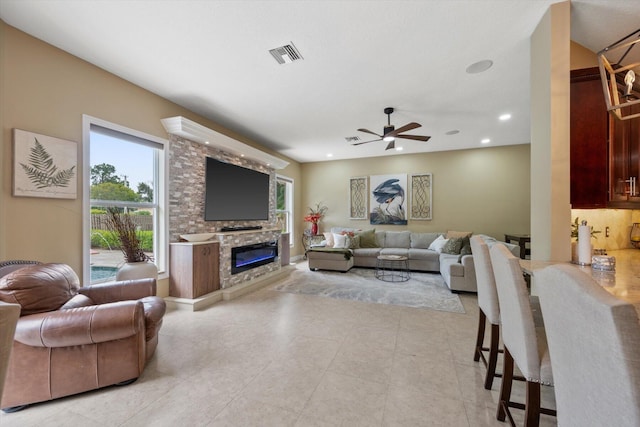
[307,228,520,293]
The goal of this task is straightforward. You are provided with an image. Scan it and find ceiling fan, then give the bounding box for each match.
[353,107,431,150]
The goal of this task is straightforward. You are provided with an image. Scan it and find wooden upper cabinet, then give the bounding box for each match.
[608,102,640,207]
[570,67,609,208]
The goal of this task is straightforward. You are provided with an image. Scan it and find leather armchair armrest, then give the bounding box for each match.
[14,300,144,348]
[78,278,156,304]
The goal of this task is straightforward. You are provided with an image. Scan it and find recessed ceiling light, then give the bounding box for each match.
[395,146,403,151]
[205,141,210,144]
[327,153,333,158]
[499,113,512,121]
[481,138,491,144]
[240,154,245,157]
[466,59,493,74]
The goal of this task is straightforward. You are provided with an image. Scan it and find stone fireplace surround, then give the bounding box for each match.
[167,132,283,290]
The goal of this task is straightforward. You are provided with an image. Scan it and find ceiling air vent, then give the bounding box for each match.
[269,42,303,65]
[345,136,361,143]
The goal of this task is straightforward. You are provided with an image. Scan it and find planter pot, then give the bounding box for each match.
[116,261,158,281]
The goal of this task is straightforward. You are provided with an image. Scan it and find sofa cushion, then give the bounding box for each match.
[374,231,386,247]
[442,237,463,254]
[384,231,411,248]
[0,263,80,316]
[357,229,377,248]
[352,247,381,257]
[407,248,439,261]
[380,248,409,257]
[410,232,441,249]
[60,294,95,310]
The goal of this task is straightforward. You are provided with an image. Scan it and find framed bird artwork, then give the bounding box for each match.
[369,174,408,225]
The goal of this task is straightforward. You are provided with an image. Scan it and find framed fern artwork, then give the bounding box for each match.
[13,129,78,199]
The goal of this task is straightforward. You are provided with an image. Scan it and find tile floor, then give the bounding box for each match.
[1,262,556,426]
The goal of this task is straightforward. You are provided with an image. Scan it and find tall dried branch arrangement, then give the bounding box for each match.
[105,208,149,263]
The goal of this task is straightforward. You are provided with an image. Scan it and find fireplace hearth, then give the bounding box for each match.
[231,241,278,275]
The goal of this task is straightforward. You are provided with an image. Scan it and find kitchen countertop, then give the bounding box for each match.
[520,249,640,305]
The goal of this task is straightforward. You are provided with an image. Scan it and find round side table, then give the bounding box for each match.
[375,255,410,282]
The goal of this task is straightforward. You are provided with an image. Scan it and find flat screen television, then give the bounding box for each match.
[204,157,270,221]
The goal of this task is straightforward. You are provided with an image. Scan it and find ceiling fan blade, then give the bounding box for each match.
[385,140,396,150]
[396,134,431,142]
[386,122,421,136]
[357,128,382,137]
[352,138,382,146]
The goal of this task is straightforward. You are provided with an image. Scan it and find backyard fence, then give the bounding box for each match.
[91,214,154,231]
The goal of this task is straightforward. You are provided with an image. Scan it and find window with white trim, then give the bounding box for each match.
[276,175,294,242]
[83,116,167,284]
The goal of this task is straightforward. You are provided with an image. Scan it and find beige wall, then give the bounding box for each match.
[571,40,599,69]
[0,22,302,286]
[301,144,531,240]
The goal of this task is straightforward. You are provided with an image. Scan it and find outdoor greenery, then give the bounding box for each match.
[90,163,152,202]
[90,163,154,257]
[91,229,153,251]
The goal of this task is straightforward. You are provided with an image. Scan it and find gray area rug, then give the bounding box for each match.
[273,267,465,313]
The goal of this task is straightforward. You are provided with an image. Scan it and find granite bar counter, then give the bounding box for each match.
[521,249,640,306]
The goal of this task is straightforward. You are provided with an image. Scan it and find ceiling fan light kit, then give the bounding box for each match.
[354,107,431,150]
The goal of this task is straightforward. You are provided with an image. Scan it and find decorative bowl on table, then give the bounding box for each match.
[179,233,215,242]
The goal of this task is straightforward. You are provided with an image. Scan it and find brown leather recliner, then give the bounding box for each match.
[0,261,166,411]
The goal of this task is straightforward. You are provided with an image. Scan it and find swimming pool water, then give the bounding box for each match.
[91,266,117,282]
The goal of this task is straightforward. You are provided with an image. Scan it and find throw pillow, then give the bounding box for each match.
[333,233,348,248]
[347,235,360,249]
[428,235,449,253]
[357,229,377,248]
[442,237,463,254]
[460,243,472,255]
[446,230,472,239]
[323,232,335,247]
[460,235,472,255]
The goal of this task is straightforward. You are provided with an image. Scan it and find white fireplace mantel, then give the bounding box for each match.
[161,116,289,169]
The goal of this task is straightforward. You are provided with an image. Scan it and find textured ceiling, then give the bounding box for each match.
[1,0,639,163]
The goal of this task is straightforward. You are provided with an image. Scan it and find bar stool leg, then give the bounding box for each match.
[497,347,514,422]
[474,310,487,362]
[525,381,541,427]
[484,323,500,390]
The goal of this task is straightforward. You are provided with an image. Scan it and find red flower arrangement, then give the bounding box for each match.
[304,203,327,236]
[303,203,327,224]
[303,213,322,224]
